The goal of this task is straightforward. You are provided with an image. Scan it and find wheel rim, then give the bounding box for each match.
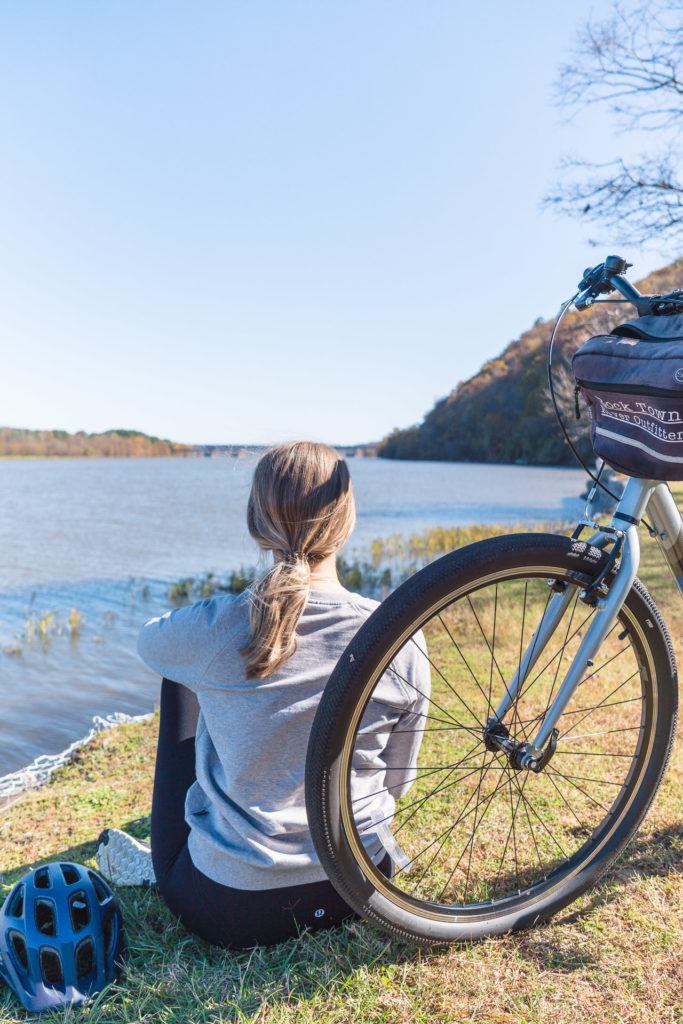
[338,565,657,921]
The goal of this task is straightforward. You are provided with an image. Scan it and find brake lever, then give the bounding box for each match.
[575,255,633,311]
[574,287,595,311]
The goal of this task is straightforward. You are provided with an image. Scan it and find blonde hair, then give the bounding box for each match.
[242,440,356,679]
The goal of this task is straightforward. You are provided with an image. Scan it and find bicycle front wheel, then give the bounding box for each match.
[306,533,677,944]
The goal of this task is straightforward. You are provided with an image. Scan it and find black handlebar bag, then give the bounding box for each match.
[573,314,683,480]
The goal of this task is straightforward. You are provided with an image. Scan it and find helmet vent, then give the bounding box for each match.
[7,885,24,918]
[103,912,117,958]
[40,946,64,988]
[88,871,111,904]
[75,936,95,979]
[69,891,90,933]
[9,931,28,971]
[61,864,80,886]
[33,868,51,890]
[35,899,57,937]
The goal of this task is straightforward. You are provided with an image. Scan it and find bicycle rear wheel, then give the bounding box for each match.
[306,533,677,944]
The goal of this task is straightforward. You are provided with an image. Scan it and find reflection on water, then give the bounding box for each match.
[0,456,585,774]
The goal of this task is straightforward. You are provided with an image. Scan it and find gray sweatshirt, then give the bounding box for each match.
[138,587,430,890]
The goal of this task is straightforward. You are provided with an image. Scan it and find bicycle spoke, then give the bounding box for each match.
[511,784,568,860]
[493,768,529,896]
[553,749,635,758]
[351,754,491,808]
[389,725,484,734]
[544,771,624,788]
[543,770,590,834]
[463,761,499,901]
[410,636,486,730]
[368,697,460,728]
[545,766,612,813]
[578,646,631,688]
[559,671,640,738]
[357,741,484,835]
[561,724,642,741]
[437,611,495,720]
[437,763,513,902]
[544,695,642,724]
[401,754,503,888]
[515,607,596,702]
[390,757,493,838]
[425,762,498,898]
[384,660,482,739]
[488,584,498,719]
[510,768,547,881]
[465,595,511,710]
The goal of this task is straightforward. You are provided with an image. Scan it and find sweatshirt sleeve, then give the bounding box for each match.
[380,631,431,800]
[137,596,234,690]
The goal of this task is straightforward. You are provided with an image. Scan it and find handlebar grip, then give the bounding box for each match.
[604,255,632,275]
[577,255,632,297]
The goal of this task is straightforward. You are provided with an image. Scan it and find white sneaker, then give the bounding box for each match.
[96,828,156,887]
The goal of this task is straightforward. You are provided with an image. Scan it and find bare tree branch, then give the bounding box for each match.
[556,1,683,131]
[547,0,683,246]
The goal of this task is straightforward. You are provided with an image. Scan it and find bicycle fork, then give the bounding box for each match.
[486,477,657,771]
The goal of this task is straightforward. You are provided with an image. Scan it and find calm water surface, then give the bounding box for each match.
[0,456,585,775]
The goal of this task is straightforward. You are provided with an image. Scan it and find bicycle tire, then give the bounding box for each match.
[305,533,678,945]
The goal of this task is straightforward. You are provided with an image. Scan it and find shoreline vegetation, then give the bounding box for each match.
[0,515,681,1023]
[1,526,530,660]
[167,523,539,604]
[0,526,518,665]
[0,427,192,458]
[0,428,381,459]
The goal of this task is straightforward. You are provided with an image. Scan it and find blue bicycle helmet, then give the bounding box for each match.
[0,862,125,1013]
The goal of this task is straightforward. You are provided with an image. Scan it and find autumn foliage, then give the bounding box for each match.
[0,427,192,458]
[380,258,683,465]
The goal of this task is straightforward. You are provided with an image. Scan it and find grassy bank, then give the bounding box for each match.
[0,524,682,1023]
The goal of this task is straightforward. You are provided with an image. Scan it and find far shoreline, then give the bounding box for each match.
[0,452,586,470]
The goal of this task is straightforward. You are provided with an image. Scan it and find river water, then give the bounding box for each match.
[0,456,585,775]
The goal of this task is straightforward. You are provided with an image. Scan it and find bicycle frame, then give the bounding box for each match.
[494,477,683,759]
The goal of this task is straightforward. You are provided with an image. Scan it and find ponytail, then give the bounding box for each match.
[241,441,355,679]
[241,556,311,678]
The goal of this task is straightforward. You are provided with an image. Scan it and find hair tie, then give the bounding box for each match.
[284,549,305,563]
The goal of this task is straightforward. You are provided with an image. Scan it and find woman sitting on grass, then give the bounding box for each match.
[97,441,429,949]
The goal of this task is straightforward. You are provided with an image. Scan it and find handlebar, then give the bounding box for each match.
[573,254,683,316]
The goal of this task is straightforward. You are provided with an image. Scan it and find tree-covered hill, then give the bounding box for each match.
[0,427,192,458]
[379,258,683,465]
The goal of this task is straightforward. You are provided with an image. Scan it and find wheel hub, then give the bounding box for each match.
[483,717,559,773]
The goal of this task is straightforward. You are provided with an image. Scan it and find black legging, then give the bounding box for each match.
[151,678,376,949]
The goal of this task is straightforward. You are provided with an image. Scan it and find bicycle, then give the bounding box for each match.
[305,256,680,944]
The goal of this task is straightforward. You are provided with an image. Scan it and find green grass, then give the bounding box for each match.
[1,519,682,1023]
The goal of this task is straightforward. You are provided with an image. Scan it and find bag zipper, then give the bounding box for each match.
[574,378,683,421]
[576,379,683,399]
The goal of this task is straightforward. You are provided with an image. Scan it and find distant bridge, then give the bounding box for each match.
[192,443,378,458]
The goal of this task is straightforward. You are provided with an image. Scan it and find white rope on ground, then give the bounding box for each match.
[0,712,154,802]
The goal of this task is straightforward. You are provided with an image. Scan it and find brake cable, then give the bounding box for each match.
[547,294,654,532]
[547,297,622,504]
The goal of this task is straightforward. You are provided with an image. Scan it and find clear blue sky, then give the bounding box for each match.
[0,1,672,445]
